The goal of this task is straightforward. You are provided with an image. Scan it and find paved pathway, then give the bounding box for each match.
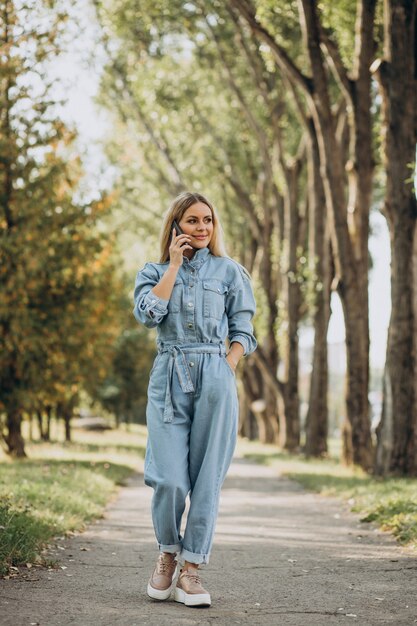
[1,457,417,626]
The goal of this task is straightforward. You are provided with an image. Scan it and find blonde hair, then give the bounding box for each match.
[159,191,227,262]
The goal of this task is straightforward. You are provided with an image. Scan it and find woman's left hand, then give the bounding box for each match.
[226,342,244,372]
[226,354,238,372]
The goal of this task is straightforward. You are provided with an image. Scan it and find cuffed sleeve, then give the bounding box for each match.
[133,263,169,328]
[226,266,257,356]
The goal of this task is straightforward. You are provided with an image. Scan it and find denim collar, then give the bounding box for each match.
[183,246,210,269]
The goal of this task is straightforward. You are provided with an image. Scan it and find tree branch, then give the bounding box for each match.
[231,0,313,95]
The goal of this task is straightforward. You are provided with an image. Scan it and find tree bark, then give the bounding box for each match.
[37,409,49,441]
[299,0,374,470]
[374,0,417,475]
[305,120,332,456]
[282,162,305,451]
[5,409,26,457]
[64,408,71,443]
[242,361,277,443]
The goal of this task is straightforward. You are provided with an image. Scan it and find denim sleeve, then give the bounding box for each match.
[226,267,257,356]
[132,263,169,328]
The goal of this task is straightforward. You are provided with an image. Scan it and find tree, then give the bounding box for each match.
[232,0,377,469]
[0,0,123,453]
[374,0,417,476]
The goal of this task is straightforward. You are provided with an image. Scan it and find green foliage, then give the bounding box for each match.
[361,499,417,544]
[93,323,157,425]
[94,0,303,350]
[0,1,126,451]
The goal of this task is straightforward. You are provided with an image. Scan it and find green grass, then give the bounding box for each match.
[0,459,134,576]
[236,438,417,550]
[288,472,417,545]
[0,423,147,577]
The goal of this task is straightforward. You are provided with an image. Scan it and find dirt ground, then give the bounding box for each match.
[1,456,416,626]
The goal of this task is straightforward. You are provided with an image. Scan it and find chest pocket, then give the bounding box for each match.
[203,280,228,320]
[168,281,182,314]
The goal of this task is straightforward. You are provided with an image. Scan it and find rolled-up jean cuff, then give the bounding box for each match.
[179,548,209,565]
[158,542,182,554]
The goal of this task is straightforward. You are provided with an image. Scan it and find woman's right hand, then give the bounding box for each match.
[169,228,193,268]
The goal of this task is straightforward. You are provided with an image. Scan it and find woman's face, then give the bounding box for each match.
[179,202,213,250]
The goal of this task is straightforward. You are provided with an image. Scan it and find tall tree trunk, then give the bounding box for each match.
[37,409,48,441]
[28,412,33,441]
[281,153,306,452]
[305,121,332,456]
[5,409,26,457]
[299,0,374,470]
[238,376,258,440]
[46,405,52,441]
[243,360,278,443]
[374,0,417,475]
[64,408,71,443]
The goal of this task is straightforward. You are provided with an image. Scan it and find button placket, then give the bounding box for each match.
[185,267,196,337]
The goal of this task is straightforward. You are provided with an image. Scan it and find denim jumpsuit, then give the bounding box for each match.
[133,247,257,565]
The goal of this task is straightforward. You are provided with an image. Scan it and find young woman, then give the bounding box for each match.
[133,191,257,607]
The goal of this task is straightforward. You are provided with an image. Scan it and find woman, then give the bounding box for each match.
[133,191,257,607]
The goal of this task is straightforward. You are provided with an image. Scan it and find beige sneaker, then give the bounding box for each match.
[174,566,211,607]
[147,552,178,600]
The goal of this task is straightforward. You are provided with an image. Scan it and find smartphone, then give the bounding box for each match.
[172,219,194,248]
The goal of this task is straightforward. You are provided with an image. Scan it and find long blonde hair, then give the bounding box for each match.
[159,191,227,262]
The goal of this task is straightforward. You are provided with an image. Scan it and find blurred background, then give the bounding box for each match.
[1,0,416,478]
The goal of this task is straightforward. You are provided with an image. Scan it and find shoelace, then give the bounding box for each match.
[181,570,201,585]
[157,556,175,574]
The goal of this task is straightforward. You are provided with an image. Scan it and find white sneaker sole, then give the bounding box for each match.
[146,565,177,601]
[174,586,211,607]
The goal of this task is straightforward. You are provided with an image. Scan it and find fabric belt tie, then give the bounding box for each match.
[158,343,226,423]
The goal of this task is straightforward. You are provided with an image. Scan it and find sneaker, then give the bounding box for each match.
[147,552,178,600]
[174,566,211,607]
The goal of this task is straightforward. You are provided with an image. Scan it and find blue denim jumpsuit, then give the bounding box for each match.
[133,247,257,564]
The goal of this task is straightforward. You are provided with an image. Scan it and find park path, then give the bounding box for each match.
[1,456,417,626]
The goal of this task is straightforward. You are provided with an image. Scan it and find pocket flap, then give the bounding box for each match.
[203,280,228,295]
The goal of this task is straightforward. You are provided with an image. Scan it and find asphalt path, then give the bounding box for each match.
[1,457,416,626]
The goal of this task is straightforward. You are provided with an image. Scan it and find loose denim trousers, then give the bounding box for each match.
[133,247,257,565]
[144,342,238,564]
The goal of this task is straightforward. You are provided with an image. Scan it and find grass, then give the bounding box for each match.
[0,422,147,577]
[236,438,417,550]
